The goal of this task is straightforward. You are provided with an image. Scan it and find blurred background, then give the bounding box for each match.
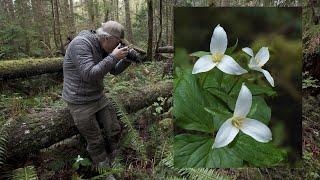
[174,7,302,165]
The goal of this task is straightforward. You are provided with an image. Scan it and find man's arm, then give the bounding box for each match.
[68,37,118,82]
[110,59,132,75]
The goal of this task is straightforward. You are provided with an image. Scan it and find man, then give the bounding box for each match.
[62,21,131,179]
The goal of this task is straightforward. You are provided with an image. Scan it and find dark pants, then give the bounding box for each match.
[68,97,121,164]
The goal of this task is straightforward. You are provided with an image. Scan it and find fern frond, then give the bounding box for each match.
[11,166,38,180]
[107,95,147,161]
[166,176,187,180]
[160,149,229,180]
[0,122,9,169]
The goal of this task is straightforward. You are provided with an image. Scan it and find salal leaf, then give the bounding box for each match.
[233,135,286,166]
[174,134,243,168]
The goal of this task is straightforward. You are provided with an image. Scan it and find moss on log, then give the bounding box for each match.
[0,58,63,80]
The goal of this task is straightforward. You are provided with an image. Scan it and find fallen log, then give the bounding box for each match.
[156,46,174,53]
[5,81,172,161]
[0,45,174,80]
[0,58,63,80]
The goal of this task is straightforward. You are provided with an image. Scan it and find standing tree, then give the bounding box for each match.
[156,0,163,52]
[147,0,153,60]
[124,0,134,43]
[51,0,64,55]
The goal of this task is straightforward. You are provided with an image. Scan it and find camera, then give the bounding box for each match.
[118,43,140,63]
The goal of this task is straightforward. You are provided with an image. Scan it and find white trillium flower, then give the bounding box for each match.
[212,83,272,149]
[192,25,248,75]
[76,155,84,163]
[242,47,275,87]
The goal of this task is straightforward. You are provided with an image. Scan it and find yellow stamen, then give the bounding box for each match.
[231,116,245,129]
[212,53,224,63]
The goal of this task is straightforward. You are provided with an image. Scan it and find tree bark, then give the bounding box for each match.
[5,81,173,160]
[156,46,173,53]
[51,0,65,55]
[147,0,154,61]
[124,0,134,43]
[155,0,163,52]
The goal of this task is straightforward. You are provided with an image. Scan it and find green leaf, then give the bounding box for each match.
[80,158,92,166]
[174,134,242,168]
[204,107,232,131]
[225,38,238,54]
[229,80,276,97]
[174,69,215,132]
[233,135,286,166]
[247,96,271,124]
[190,51,211,58]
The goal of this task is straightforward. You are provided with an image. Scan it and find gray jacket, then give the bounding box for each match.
[62,30,131,104]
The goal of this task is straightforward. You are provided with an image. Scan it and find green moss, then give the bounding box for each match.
[0,58,63,74]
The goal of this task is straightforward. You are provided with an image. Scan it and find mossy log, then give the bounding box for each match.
[5,81,172,161]
[0,45,174,80]
[0,58,63,80]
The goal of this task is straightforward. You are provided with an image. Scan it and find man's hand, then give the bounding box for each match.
[111,44,128,60]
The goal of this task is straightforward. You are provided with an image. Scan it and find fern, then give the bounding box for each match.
[107,95,147,161]
[0,131,7,167]
[160,150,229,180]
[0,120,9,171]
[11,166,38,180]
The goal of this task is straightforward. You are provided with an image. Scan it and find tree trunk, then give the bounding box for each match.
[69,0,76,37]
[5,81,173,161]
[51,0,65,55]
[115,0,119,21]
[2,0,15,19]
[156,0,163,52]
[86,0,95,28]
[147,0,153,61]
[310,0,320,25]
[124,0,134,43]
[103,0,109,21]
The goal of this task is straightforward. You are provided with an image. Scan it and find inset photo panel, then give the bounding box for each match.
[173,7,302,168]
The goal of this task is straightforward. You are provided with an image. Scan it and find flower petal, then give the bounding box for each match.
[210,24,228,54]
[217,55,248,75]
[255,47,270,66]
[248,57,258,68]
[240,118,272,143]
[192,55,217,74]
[212,118,239,149]
[261,69,275,87]
[242,47,254,57]
[234,83,252,117]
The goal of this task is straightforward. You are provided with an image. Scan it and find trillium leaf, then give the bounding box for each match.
[225,38,238,54]
[233,135,286,166]
[204,107,232,131]
[230,80,276,97]
[190,51,211,58]
[174,134,243,168]
[247,96,271,124]
[174,69,216,132]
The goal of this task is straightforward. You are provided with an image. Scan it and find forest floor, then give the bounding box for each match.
[0,60,319,179]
